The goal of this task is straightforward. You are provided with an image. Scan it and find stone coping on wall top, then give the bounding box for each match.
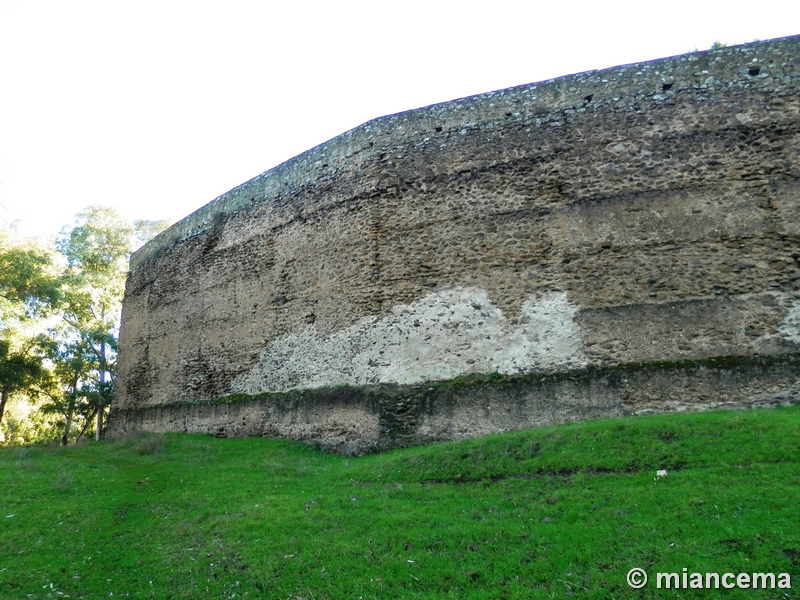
[130,35,800,269]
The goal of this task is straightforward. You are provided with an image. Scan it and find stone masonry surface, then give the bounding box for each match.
[109,36,800,452]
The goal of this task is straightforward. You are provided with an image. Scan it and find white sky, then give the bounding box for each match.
[0,0,798,241]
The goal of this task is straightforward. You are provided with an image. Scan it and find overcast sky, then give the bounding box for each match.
[1,0,798,241]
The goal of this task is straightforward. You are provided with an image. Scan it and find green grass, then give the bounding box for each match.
[1,407,799,599]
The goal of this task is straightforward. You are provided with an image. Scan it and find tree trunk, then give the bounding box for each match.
[63,374,79,445]
[95,305,108,442]
[0,387,8,432]
[62,408,74,446]
[76,408,97,443]
[96,335,106,441]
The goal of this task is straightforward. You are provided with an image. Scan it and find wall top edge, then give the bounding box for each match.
[131,34,800,268]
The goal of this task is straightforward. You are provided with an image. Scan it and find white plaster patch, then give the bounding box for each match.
[232,288,587,393]
[778,299,800,344]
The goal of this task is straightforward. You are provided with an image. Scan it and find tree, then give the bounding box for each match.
[0,231,61,325]
[0,229,61,439]
[0,249,58,317]
[0,339,45,429]
[37,333,97,444]
[56,206,132,441]
[1,208,169,444]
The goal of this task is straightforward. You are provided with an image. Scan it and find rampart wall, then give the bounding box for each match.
[109,36,800,453]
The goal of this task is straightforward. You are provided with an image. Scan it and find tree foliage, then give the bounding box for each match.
[0,231,61,326]
[0,229,61,442]
[51,207,132,441]
[1,206,169,445]
[0,339,45,429]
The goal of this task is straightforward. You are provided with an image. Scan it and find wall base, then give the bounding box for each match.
[106,353,800,454]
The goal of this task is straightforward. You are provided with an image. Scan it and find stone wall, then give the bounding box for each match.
[109,355,800,455]
[109,36,800,451]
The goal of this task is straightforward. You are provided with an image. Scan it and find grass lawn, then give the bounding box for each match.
[1,405,798,599]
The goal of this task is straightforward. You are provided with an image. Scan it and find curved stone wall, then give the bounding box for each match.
[109,36,800,451]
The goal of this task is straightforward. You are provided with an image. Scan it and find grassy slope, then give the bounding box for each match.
[1,406,799,599]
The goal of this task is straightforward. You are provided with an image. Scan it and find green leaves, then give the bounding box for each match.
[0,231,59,435]
[57,206,131,276]
[0,234,61,325]
[48,206,136,441]
[57,206,130,329]
[1,205,168,444]
[0,340,43,392]
[0,339,46,425]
